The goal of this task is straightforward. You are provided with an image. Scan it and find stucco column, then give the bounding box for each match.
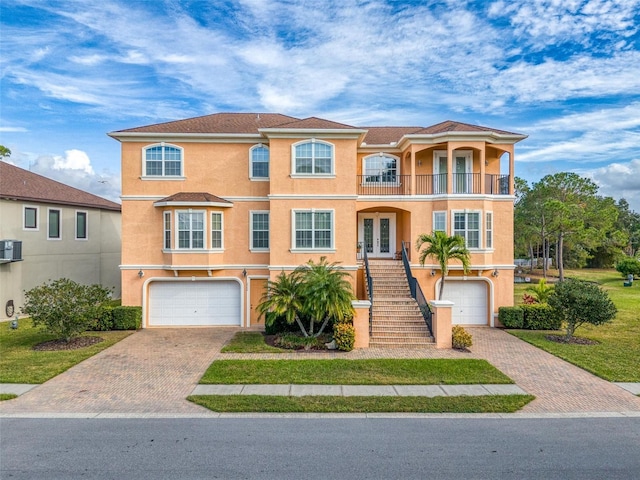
[410,149,416,195]
[508,146,515,195]
[446,144,454,194]
[479,147,486,194]
[352,300,371,348]
[429,300,454,349]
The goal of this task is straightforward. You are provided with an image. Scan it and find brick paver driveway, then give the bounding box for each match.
[0,328,238,415]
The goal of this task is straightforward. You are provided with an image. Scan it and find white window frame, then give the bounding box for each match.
[175,210,205,250]
[250,211,270,251]
[23,205,39,231]
[210,212,223,250]
[163,211,172,250]
[485,211,493,250]
[47,208,62,240]
[433,211,447,233]
[75,210,88,240]
[290,139,335,178]
[249,144,269,181]
[141,142,185,179]
[452,210,482,250]
[291,209,335,252]
[362,153,400,185]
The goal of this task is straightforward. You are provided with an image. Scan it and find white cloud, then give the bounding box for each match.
[52,149,94,175]
[0,126,28,133]
[582,159,640,212]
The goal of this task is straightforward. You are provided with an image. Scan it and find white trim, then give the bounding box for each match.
[162,249,225,254]
[211,211,223,250]
[75,210,88,241]
[163,211,171,249]
[249,143,270,180]
[120,264,270,270]
[291,208,335,251]
[47,207,62,240]
[433,276,495,327]
[224,196,270,202]
[142,276,244,328]
[433,211,447,233]
[141,143,184,178]
[121,195,166,201]
[140,176,187,181]
[357,195,516,201]
[154,201,232,208]
[269,194,356,200]
[269,264,359,271]
[109,132,265,142]
[291,138,335,176]
[22,205,39,231]
[357,212,396,259]
[362,152,401,186]
[249,210,270,251]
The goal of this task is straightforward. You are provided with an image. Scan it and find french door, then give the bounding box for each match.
[358,213,396,258]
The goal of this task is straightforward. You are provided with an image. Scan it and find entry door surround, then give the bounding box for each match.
[358,212,396,259]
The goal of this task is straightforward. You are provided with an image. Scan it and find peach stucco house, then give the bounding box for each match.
[109,113,526,346]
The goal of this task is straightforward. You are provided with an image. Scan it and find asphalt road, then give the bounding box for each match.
[1,417,639,479]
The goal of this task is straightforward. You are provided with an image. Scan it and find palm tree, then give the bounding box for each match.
[295,257,355,337]
[256,271,307,335]
[416,231,471,300]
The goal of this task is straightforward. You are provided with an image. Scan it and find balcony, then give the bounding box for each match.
[357,174,510,196]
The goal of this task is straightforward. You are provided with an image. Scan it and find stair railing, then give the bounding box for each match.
[362,245,374,335]
[401,241,433,335]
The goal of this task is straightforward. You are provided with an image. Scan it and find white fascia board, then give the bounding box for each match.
[259,128,367,139]
[396,132,528,150]
[153,201,233,208]
[108,132,265,143]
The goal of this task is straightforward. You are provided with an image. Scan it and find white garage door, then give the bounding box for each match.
[442,281,488,325]
[148,281,241,326]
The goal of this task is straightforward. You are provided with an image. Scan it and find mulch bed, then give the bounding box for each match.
[545,334,599,345]
[33,336,104,351]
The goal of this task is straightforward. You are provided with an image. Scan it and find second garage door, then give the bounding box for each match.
[441,281,488,325]
[148,280,241,326]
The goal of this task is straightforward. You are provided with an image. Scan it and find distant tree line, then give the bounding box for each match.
[514,172,640,281]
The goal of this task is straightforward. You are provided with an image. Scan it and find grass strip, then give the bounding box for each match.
[221,332,283,353]
[0,394,18,401]
[0,319,134,384]
[188,394,534,413]
[200,359,513,385]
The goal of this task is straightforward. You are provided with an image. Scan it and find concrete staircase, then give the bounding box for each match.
[366,259,434,348]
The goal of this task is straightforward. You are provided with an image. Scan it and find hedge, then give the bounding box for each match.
[112,306,142,330]
[499,305,561,330]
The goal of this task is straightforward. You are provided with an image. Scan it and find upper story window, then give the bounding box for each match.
[250,211,270,251]
[292,140,334,176]
[143,143,183,177]
[177,211,204,249]
[453,211,480,249]
[250,144,269,179]
[363,154,399,184]
[75,211,88,240]
[211,212,223,249]
[23,206,38,230]
[485,212,493,249]
[48,208,61,240]
[293,210,334,251]
[433,211,446,232]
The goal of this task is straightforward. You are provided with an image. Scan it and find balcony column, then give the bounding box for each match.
[446,144,454,194]
[479,147,486,194]
[410,148,416,195]
[509,148,515,195]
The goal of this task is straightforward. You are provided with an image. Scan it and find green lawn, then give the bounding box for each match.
[221,332,283,353]
[188,394,534,413]
[0,318,133,384]
[511,269,640,382]
[199,359,513,385]
[0,394,17,401]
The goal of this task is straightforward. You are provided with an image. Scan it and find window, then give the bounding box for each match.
[293,140,333,175]
[211,212,223,249]
[250,145,269,179]
[453,211,480,248]
[75,211,88,240]
[433,211,446,232]
[250,212,269,250]
[163,212,171,249]
[363,154,398,183]
[177,211,204,249]
[24,206,38,230]
[294,210,333,250]
[48,209,61,239]
[143,144,183,177]
[486,212,493,249]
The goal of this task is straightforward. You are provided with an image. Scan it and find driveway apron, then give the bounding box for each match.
[468,328,640,413]
[0,328,238,415]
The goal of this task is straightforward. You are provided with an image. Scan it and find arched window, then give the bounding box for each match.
[292,140,334,175]
[250,144,269,179]
[363,154,399,184]
[143,144,183,177]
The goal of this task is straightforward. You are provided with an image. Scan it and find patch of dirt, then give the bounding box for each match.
[33,336,104,351]
[544,334,599,345]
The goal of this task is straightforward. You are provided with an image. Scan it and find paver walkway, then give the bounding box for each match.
[468,328,640,413]
[0,328,238,415]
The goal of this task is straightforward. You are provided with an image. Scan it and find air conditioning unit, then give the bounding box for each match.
[0,240,22,262]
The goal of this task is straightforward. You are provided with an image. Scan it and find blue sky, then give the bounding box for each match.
[2,0,640,210]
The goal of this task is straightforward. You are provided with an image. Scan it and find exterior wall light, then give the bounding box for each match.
[492,269,499,277]
[138,269,144,278]
[430,269,436,276]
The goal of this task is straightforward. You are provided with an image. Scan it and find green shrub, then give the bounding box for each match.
[264,312,300,335]
[274,333,329,350]
[112,306,141,330]
[498,306,524,328]
[91,306,114,331]
[22,278,112,342]
[333,322,355,351]
[521,304,562,330]
[615,257,640,278]
[452,325,473,350]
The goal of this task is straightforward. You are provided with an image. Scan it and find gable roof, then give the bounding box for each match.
[361,127,423,145]
[154,192,233,207]
[0,162,121,212]
[268,116,359,130]
[414,120,519,136]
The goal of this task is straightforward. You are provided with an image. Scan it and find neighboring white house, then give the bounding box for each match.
[0,162,122,320]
